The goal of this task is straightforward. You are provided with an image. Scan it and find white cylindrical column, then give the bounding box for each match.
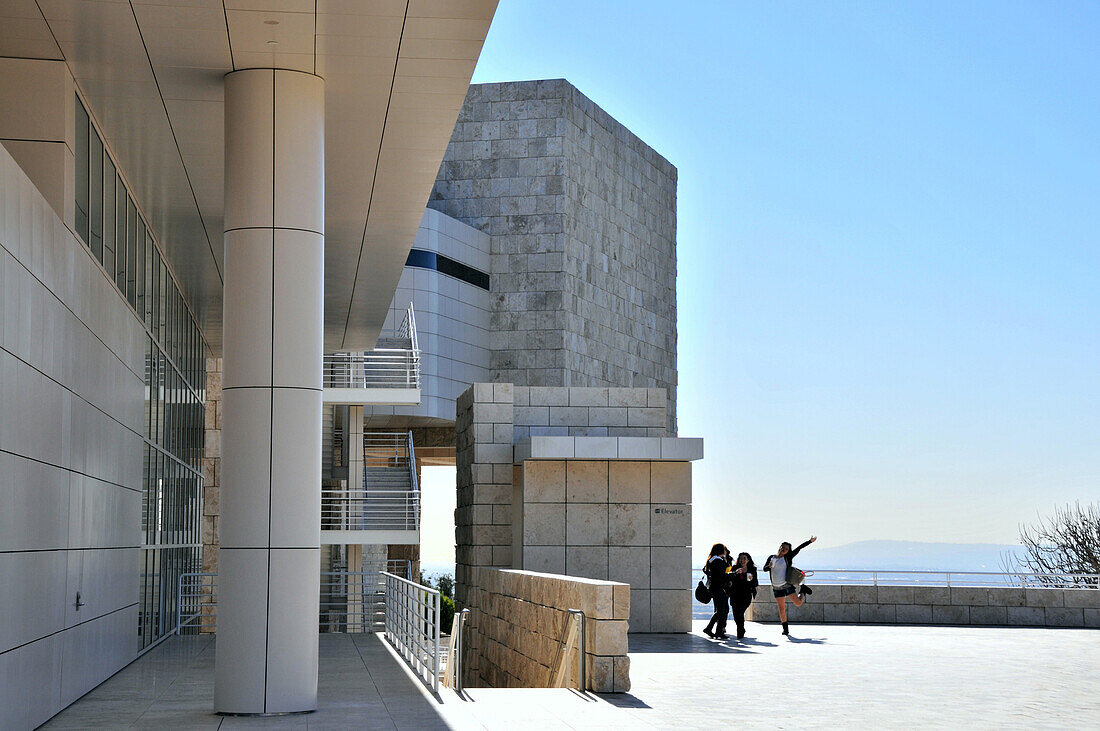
[215,69,324,715]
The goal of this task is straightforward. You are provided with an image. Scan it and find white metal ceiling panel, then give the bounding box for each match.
[1,0,498,353]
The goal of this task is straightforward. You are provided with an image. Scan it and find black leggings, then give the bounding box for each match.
[730,597,751,635]
[705,592,729,634]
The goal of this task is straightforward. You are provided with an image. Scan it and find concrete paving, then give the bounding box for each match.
[43,621,1100,730]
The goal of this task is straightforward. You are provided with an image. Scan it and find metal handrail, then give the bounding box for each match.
[406,430,420,532]
[176,572,217,635]
[323,304,421,390]
[567,609,586,691]
[322,351,421,390]
[320,489,420,532]
[733,568,1100,589]
[382,571,441,694]
[175,563,413,636]
[402,304,419,367]
[452,608,470,692]
[363,431,410,469]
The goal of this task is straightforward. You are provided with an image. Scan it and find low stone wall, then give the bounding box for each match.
[745,585,1100,627]
[463,567,630,692]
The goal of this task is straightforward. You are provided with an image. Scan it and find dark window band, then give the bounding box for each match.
[405,249,490,290]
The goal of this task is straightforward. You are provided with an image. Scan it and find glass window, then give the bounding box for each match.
[103,157,115,272]
[88,128,103,261]
[159,259,168,349]
[145,231,154,328]
[126,197,138,308]
[136,220,146,320]
[115,173,127,293]
[75,100,89,244]
[151,249,161,341]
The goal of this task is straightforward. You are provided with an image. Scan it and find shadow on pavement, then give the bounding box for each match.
[785,635,827,644]
[628,633,763,654]
[596,693,653,709]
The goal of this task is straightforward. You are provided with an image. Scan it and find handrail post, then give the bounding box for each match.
[567,609,586,691]
[454,608,470,692]
[176,572,184,635]
[433,589,441,693]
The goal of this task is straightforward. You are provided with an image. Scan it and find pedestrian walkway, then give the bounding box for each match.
[42,633,450,730]
[43,621,1099,729]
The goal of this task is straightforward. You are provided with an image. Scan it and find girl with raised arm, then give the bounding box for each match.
[762,536,817,636]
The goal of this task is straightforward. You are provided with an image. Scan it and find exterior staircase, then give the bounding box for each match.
[323,304,421,406]
[320,430,420,545]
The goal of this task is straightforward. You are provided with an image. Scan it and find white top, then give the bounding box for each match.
[769,555,789,587]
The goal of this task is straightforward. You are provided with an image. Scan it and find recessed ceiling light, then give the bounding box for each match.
[264,20,279,25]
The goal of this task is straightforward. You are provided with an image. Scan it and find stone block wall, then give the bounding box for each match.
[463,567,630,692]
[201,356,222,631]
[746,585,1100,627]
[455,383,698,631]
[455,384,515,607]
[431,79,678,434]
[514,459,692,633]
[512,385,668,440]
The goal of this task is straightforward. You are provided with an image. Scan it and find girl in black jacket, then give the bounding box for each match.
[727,552,759,639]
[702,543,732,638]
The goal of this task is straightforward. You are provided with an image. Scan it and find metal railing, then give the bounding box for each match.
[408,430,420,511]
[176,572,217,635]
[363,431,411,468]
[320,566,411,633]
[449,608,470,692]
[176,562,413,635]
[397,302,418,355]
[321,431,420,532]
[567,609,586,690]
[382,571,441,693]
[693,568,1100,589]
[321,488,421,531]
[323,305,420,390]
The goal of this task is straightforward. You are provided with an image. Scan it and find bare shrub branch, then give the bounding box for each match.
[1005,502,1100,587]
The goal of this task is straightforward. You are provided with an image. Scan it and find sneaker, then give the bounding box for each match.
[801,585,813,595]
[703,628,715,638]
[781,622,789,636]
[716,633,728,639]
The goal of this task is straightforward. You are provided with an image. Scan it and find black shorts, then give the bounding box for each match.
[773,585,797,598]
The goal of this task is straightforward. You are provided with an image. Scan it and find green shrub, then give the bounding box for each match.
[440,593,456,632]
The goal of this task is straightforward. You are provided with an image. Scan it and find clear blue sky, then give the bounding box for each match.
[422,1,1100,564]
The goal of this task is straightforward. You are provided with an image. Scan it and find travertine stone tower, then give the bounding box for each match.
[430,79,678,435]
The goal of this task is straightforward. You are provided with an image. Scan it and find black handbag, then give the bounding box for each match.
[695,579,711,604]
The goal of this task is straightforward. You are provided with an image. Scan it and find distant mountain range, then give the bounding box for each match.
[427,541,1028,580]
[785,540,1024,572]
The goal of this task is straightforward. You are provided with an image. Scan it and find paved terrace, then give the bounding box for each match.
[45,621,1098,730]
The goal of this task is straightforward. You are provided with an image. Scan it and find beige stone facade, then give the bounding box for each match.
[201,356,222,631]
[454,383,516,608]
[514,459,692,632]
[462,567,630,692]
[454,383,701,634]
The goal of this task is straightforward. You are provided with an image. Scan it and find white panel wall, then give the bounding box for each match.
[364,208,491,425]
[0,143,144,729]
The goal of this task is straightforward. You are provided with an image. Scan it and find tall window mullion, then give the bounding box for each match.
[75,102,89,243]
[88,128,103,261]
[103,158,116,274]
